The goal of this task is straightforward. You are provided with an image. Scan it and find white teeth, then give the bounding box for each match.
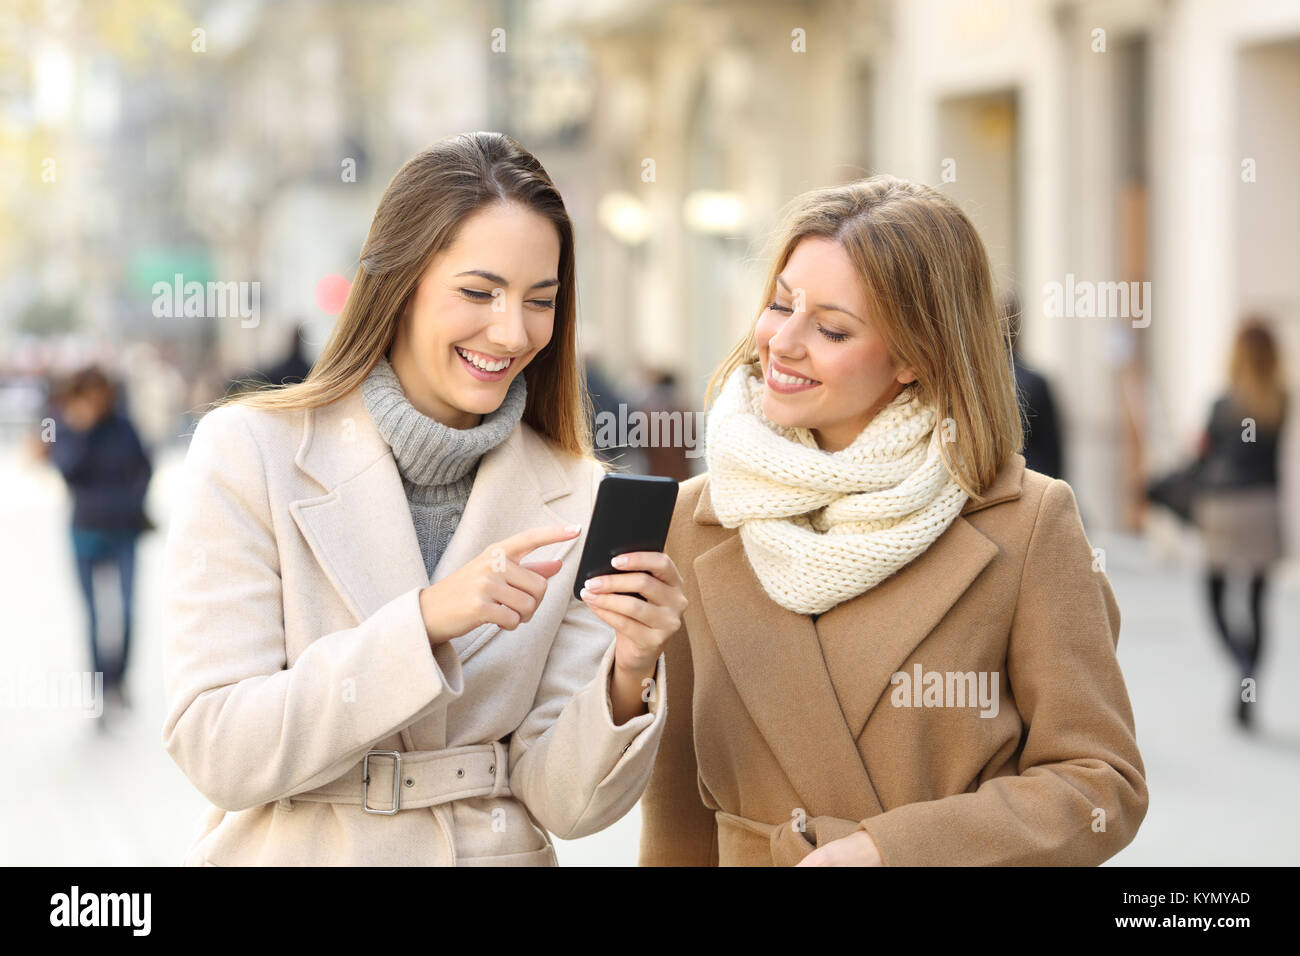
[456,347,510,372]
[771,368,816,386]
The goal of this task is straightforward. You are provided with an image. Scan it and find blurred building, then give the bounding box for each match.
[4,0,1297,555]
[527,0,1300,558]
[2,0,508,421]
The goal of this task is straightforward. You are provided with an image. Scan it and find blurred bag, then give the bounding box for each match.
[1145,460,1203,525]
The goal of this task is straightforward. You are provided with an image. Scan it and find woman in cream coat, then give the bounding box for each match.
[639,176,1148,866]
[162,132,686,866]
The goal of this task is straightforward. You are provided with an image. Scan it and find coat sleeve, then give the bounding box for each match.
[846,477,1149,866]
[505,463,669,842]
[638,615,719,865]
[160,405,465,812]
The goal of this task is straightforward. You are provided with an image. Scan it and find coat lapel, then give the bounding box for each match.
[289,386,582,664]
[288,387,428,625]
[691,454,1024,818]
[694,534,886,820]
[813,515,999,739]
[817,455,1025,739]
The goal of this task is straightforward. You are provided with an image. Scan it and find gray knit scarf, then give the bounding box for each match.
[360,355,527,577]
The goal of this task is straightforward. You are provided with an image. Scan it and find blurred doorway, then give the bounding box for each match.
[937,89,1021,301]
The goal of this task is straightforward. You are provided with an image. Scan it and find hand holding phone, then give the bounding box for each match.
[573,474,679,601]
[575,474,688,693]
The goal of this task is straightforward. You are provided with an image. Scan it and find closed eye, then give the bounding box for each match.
[768,300,848,341]
[460,288,495,301]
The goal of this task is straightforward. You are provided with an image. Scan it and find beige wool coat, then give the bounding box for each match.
[639,455,1148,866]
[161,384,667,866]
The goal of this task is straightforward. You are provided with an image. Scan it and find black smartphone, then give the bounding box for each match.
[573,474,680,602]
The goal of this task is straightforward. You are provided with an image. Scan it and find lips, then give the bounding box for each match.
[455,346,513,373]
[767,360,820,388]
[453,345,517,384]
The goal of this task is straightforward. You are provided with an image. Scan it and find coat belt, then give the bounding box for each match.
[286,741,511,812]
[714,808,866,865]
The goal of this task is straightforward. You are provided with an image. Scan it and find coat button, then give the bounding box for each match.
[488,764,495,775]
[456,768,465,778]
[404,778,414,788]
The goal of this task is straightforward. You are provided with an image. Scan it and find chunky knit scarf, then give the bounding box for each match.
[705,361,968,615]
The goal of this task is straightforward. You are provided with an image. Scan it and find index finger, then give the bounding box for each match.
[496,523,582,561]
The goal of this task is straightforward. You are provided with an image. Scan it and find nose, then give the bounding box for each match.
[766,311,809,360]
[485,303,529,355]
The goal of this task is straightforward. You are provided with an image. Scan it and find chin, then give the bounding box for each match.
[761,395,803,428]
[454,389,507,415]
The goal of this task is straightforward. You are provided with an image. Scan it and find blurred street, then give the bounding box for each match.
[2,440,1296,866]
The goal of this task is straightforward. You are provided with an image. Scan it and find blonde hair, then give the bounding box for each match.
[1228,318,1287,428]
[220,132,597,463]
[705,174,1022,500]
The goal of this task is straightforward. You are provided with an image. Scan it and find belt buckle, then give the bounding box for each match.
[362,750,402,814]
[490,739,510,797]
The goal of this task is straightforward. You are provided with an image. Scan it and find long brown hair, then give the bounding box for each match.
[1228,318,1287,428]
[223,131,595,462]
[706,174,1022,500]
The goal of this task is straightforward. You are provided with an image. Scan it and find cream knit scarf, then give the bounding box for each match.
[705,361,969,615]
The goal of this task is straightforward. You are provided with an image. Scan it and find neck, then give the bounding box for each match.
[360,356,527,488]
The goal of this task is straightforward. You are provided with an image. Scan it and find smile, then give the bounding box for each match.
[766,361,820,392]
[455,346,514,375]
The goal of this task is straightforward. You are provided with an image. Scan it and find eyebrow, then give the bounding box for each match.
[455,269,560,291]
[776,274,862,322]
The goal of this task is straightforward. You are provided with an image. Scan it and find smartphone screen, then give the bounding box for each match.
[573,474,680,601]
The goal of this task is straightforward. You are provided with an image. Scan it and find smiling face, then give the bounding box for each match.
[388,201,561,429]
[754,235,916,452]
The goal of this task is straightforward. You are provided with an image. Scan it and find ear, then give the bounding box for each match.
[895,366,917,386]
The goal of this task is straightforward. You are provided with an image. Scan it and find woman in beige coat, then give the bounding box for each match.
[639,176,1148,866]
[162,132,686,866]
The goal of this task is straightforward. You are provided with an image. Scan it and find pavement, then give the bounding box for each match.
[0,441,1295,866]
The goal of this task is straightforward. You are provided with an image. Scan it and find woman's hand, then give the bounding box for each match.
[418,523,580,646]
[796,829,884,866]
[579,552,687,722]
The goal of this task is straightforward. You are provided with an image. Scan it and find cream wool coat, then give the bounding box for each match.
[639,456,1149,866]
[161,384,667,866]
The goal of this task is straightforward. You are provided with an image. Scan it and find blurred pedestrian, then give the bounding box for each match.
[42,366,153,717]
[584,357,635,470]
[1194,318,1288,730]
[225,321,315,398]
[1004,292,1063,480]
[633,368,692,481]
